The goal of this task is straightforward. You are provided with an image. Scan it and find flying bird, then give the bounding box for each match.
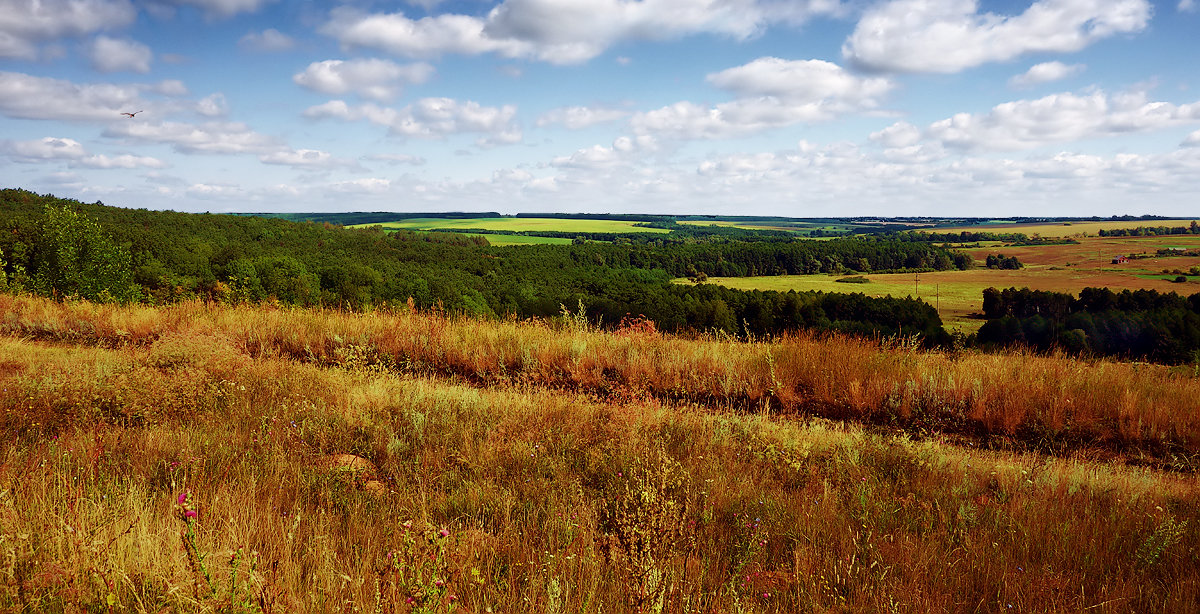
[120,110,144,118]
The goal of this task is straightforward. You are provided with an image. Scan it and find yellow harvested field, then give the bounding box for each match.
[926,219,1200,237]
[351,217,672,234]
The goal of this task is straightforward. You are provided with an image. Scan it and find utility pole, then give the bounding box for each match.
[914,272,919,297]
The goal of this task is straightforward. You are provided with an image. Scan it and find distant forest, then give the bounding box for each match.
[977,287,1200,364]
[8,189,1200,363]
[1,189,958,342]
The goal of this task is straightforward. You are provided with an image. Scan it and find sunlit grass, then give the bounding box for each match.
[2,294,1199,611]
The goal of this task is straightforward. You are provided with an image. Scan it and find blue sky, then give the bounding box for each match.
[2,0,1199,216]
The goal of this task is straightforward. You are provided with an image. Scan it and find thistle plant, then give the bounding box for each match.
[176,491,213,599]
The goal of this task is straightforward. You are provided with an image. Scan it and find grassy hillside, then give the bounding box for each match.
[1,295,1198,612]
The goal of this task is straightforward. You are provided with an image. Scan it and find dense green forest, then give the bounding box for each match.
[977,286,1200,364]
[1,189,953,342]
[1097,223,1200,236]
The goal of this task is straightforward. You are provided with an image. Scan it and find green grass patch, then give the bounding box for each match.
[472,233,574,246]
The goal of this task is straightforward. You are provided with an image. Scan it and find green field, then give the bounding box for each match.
[473,233,573,246]
[680,272,991,333]
[677,219,857,233]
[352,217,673,234]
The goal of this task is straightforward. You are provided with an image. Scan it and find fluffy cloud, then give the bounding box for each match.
[321,9,531,60]
[327,177,392,194]
[145,0,275,19]
[88,36,152,73]
[365,153,426,165]
[293,59,435,102]
[322,0,841,65]
[0,0,136,59]
[631,58,892,140]
[1008,61,1085,88]
[4,136,88,160]
[103,120,281,154]
[549,134,662,170]
[536,106,628,129]
[707,58,892,103]
[259,148,362,170]
[1183,129,1200,147]
[2,136,165,168]
[195,93,228,117]
[843,0,1150,73]
[926,91,1200,151]
[238,28,294,51]
[305,97,522,146]
[1180,0,1195,12]
[77,153,169,168]
[869,121,922,148]
[0,71,143,121]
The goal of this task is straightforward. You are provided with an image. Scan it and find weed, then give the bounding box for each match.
[599,446,698,613]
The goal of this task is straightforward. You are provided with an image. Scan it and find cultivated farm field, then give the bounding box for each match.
[695,235,1200,333]
[1,295,1198,612]
[927,220,1200,238]
[351,217,673,235]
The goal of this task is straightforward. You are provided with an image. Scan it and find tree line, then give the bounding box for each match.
[977,286,1200,364]
[1,189,955,343]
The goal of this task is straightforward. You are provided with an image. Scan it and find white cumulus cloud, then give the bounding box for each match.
[145,0,275,19]
[843,0,1150,73]
[305,97,522,146]
[195,93,228,117]
[0,71,143,121]
[707,57,892,103]
[103,120,281,154]
[926,90,1200,151]
[365,153,427,165]
[632,58,893,140]
[2,136,165,168]
[259,148,360,170]
[1009,61,1085,88]
[293,58,435,102]
[3,136,88,160]
[322,0,842,65]
[238,28,294,51]
[0,0,136,59]
[88,35,152,73]
[536,106,629,129]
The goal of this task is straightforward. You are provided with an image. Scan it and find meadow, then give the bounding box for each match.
[466,234,574,246]
[677,220,859,234]
[1,294,1198,612]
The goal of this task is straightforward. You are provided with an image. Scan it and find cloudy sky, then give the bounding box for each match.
[1,0,1198,216]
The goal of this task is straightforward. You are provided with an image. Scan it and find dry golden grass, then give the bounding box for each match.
[2,294,1197,461]
[1,307,1198,612]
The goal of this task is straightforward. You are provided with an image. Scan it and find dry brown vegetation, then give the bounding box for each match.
[1,294,1199,612]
